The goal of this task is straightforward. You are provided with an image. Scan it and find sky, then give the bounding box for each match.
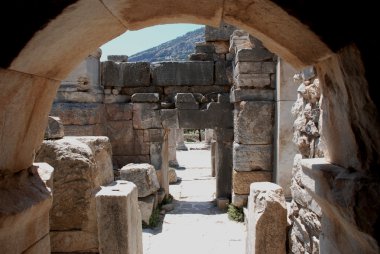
[100,24,204,61]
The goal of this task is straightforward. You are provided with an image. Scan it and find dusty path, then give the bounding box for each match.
[142,142,246,254]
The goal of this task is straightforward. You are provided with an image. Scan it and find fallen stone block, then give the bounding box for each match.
[246,182,287,254]
[44,116,64,139]
[120,163,160,197]
[138,194,156,225]
[96,181,143,254]
[35,136,114,252]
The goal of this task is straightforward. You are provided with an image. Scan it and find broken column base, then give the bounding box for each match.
[96,180,143,254]
[0,165,53,254]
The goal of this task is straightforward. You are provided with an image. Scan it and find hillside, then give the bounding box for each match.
[128,27,205,62]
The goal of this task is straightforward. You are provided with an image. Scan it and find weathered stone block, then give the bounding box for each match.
[163,85,229,98]
[188,53,214,61]
[151,62,214,86]
[44,116,64,139]
[150,142,163,170]
[143,129,164,143]
[55,91,104,103]
[235,48,274,62]
[233,143,273,171]
[50,231,98,253]
[231,193,249,208]
[213,41,230,54]
[160,109,179,128]
[246,182,287,254]
[205,22,236,42]
[138,194,156,225]
[215,61,232,85]
[169,167,178,184]
[101,62,119,86]
[104,94,130,104]
[175,93,199,109]
[133,103,161,129]
[300,158,380,254]
[0,166,52,254]
[113,155,150,169]
[131,93,160,103]
[236,74,271,88]
[178,102,233,129]
[96,181,143,254]
[23,234,50,254]
[51,102,105,125]
[107,55,128,62]
[120,163,160,197]
[230,88,274,102]
[105,103,132,121]
[35,136,113,243]
[233,170,272,194]
[102,61,150,87]
[106,120,133,155]
[234,101,274,144]
[63,124,106,136]
[235,62,276,75]
[195,43,215,54]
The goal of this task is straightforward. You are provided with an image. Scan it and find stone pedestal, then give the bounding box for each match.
[96,181,143,254]
[176,128,188,151]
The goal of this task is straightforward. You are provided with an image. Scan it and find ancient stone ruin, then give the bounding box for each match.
[1,2,379,254]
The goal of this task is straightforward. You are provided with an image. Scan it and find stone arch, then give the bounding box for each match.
[1,0,332,173]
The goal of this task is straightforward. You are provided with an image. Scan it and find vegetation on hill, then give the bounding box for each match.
[128,27,205,62]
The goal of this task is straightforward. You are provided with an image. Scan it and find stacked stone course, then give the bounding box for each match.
[230,30,277,207]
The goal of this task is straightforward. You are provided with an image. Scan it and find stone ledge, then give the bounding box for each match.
[300,158,380,254]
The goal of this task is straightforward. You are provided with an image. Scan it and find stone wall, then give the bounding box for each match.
[52,54,232,170]
[287,68,323,253]
[229,30,277,207]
